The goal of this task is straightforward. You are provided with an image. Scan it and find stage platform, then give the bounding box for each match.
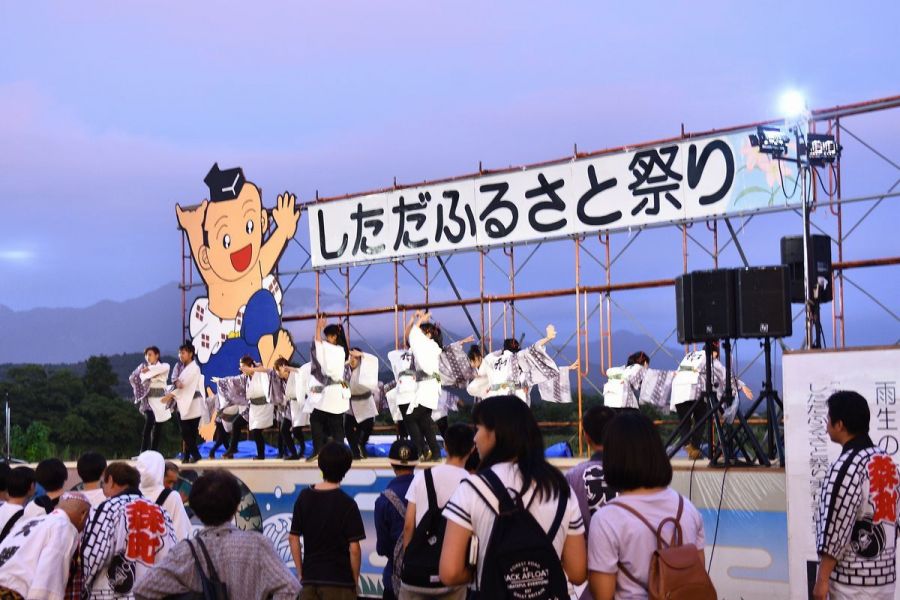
[58,456,788,599]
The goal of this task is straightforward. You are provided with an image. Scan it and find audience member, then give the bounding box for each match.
[587,411,706,600]
[289,441,365,599]
[134,469,300,600]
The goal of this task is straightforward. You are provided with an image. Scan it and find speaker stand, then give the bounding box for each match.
[665,340,737,467]
[737,337,785,467]
[718,340,771,467]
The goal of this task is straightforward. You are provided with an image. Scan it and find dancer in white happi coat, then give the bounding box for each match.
[402,311,445,461]
[211,359,260,459]
[241,355,275,460]
[287,362,315,457]
[160,342,205,463]
[345,348,380,459]
[478,325,572,405]
[130,346,171,453]
[669,340,752,459]
[249,357,301,460]
[386,346,416,440]
[603,351,650,410]
[308,317,355,460]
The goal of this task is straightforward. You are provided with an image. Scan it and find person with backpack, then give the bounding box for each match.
[440,395,587,599]
[134,469,300,600]
[136,450,192,540]
[375,439,419,600]
[400,424,475,600]
[22,458,68,518]
[288,441,366,599]
[0,467,35,543]
[587,411,713,600]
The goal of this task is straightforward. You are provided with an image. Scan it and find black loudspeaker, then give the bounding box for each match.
[735,266,792,338]
[675,270,736,344]
[780,235,833,303]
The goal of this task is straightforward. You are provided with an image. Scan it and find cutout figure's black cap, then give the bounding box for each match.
[204,163,245,201]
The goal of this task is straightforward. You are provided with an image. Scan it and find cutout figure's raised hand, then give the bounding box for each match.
[273,191,300,240]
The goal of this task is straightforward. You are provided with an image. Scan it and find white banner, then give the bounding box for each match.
[783,346,900,599]
[309,128,801,268]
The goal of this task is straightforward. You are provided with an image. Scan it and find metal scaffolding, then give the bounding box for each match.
[181,95,900,456]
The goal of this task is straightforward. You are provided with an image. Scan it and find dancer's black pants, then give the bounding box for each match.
[179,416,202,461]
[141,410,163,453]
[345,415,374,458]
[310,410,345,455]
[403,406,440,459]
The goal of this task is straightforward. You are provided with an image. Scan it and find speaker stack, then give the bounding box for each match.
[676,266,792,343]
[780,234,833,303]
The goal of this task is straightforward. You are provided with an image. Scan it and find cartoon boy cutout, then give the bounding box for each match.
[177,164,298,391]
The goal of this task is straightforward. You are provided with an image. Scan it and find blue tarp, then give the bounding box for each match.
[194,440,573,459]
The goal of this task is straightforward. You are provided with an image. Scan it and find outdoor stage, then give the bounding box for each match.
[62,457,789,600]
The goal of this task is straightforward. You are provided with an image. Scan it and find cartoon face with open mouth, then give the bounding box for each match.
[200,183,267,281]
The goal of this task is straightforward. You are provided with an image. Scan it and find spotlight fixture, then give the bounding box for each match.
[749,126,790,156]
[804,133,841,165]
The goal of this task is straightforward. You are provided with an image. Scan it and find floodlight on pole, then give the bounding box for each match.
[779,90,808,121]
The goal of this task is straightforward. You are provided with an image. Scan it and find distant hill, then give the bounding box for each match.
[0,282,337,364]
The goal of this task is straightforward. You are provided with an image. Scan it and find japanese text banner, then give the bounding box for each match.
[309,129,798,268]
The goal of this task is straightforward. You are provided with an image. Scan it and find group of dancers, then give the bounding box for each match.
[129,311,575,462]
[602,339,753,459]
[131,310,750,463]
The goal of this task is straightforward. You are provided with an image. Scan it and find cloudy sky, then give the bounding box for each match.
[1,1,897,350]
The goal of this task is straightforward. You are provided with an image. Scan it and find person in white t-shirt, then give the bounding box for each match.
[401,424,476,599]
[0,467,35,542]
[136,451,192,541]
[0,492,91,600]
[76,451,108,508]
[587,411,706,600]
[439,395,587,593]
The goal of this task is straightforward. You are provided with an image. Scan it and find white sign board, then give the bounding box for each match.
[309,128,801,268]
[784,346,900,599]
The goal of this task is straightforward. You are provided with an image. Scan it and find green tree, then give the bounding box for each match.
[10,422,56,462]
[84,356,118,397]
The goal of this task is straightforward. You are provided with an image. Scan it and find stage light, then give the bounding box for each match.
[749,126,790,156]
[779,90,808,120]
[805,133,841,164]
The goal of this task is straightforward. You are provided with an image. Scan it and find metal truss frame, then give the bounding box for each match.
[181,95,900,456]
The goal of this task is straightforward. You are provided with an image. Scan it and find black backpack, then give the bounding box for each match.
[164,536,228,600]
[477,469,570,600]
[401,468,447,588]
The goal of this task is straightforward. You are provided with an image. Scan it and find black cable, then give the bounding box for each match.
[707,465,728,575]
[777,160,802,200]
[688,456,697,501]
[813,165,837,197]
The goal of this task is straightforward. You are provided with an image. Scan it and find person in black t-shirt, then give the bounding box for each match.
[289,441,366,599]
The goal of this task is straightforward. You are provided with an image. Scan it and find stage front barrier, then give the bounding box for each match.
[65,458,788,599]
[784,346,900,600]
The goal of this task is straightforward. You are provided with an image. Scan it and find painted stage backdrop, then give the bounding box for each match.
[170,463,789,600]
[176,164,300,391]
